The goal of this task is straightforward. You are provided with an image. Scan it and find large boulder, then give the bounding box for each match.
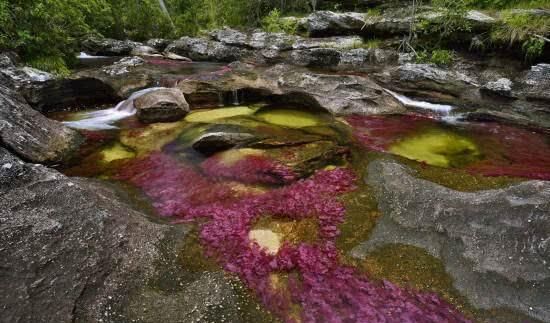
[81,37,143,56]
[351,159,550,321]
[0,76,81,163]
[164,36,250,62]
[134,87,190,123]
[0,148,273,323]
[177,64,403,115]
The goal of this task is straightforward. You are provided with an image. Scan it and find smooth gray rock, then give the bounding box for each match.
[0,148,269,323]
[0,78,81,163]
[165,36,249,62]
[134,87,190,123]
[352,159,550,322]
[145,38,172,52]
[82,37,143,56]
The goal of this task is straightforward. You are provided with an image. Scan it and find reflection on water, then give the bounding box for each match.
[54,104,550,322]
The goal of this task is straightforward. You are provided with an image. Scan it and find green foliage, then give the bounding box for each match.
[262,9,298,34]
[522,37,545,61]
[28,56,70,76]
[464,0,550,9]
[416,49,454,66]
[430,0,472,38]
[491,11,548,60]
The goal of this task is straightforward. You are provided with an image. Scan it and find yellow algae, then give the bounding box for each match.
[185,106,256,123]
[255,109,323,128]
[389,129,481,168]
[101,143,136,163]
[217,148,264,166]
[249,229,281,255]
[120,120,189,156]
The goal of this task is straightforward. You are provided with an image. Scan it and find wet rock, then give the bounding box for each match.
[290,47,342,67]
[210,28,297,51]
[190,124,258,156]
[134,88,190,123]
[521,63,550,102]
[131,45,160,57]
[339,48,398,68]
[0,79,81,163]
[146,38,172,52]
[389,63,479,97]
[0,53,54,89]
[481,78,514,98]
[163,52,192,61]
[177,64,403,115]
[303,11,366,36]
[351,159,550,322]
[165,36,249,62]
[102,56,146,76]
[292,36,364,50]
[82,36,142,56]
[0,149,261,323]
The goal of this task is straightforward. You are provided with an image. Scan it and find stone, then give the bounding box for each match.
[81,36,143,56]
[481,78,514,98]
[190,124,258,156]
[130,45,160,57]
[351,159,550,322]
[303,11,366,36]
[521,63,550,102]
[102,56,145,76]
[163,52,192,61]
[145,38,172,51]
[164,36,249,62]
[134,88,190,123]
[0,148,268,323]
[0,78,81,163]
[290,48,342,67]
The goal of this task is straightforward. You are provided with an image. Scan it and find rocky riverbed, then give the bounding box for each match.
[1,6,549,322]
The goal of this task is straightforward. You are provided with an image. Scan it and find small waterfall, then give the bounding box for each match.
[77,52,107,59]
[384,89,453,114]
[63,87,163,130]
[217,92,225,107]
[232,89,240,106]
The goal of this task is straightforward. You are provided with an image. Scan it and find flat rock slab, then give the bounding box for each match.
[351,159,550,321]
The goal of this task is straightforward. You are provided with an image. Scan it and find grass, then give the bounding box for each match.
[416,49,455,66]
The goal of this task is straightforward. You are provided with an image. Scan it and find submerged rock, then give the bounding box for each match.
[134,87,190,123]
[0,77,81,163]
[352,159,550,322]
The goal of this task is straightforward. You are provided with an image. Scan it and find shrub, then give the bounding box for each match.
[430,0,472,38]
[262,9,298,34]
[416,49,454,66]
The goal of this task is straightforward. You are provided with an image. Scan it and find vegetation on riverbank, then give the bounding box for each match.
[0,0,548,73]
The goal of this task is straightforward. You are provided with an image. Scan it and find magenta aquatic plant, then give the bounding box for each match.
[347,114,550,180]
[114,151,470,322]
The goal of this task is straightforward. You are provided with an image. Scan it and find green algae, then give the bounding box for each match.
[389,129,481,168]
[120,120,189,156]
[255,109,324,129]
[357,244,475,317]
[185,106,257,123]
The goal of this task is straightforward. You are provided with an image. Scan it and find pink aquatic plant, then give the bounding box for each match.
[346,114,550,180]
[114,151,471,322]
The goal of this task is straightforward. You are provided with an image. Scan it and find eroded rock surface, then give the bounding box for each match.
[0,76,81,163]
[0,148,269,323]
[352,159,550,321]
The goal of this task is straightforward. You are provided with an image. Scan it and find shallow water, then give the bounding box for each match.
[55,101,550,322]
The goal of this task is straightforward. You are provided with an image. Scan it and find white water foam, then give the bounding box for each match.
[384,89,453,114]
[77,52,108,59]
[63,87,164,130]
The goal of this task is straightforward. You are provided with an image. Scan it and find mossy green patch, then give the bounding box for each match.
[185,106,257,123]
[255,109,324,129]
[389,129,481,168]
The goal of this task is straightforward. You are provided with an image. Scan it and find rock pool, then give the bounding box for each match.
[53,100,550,322]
